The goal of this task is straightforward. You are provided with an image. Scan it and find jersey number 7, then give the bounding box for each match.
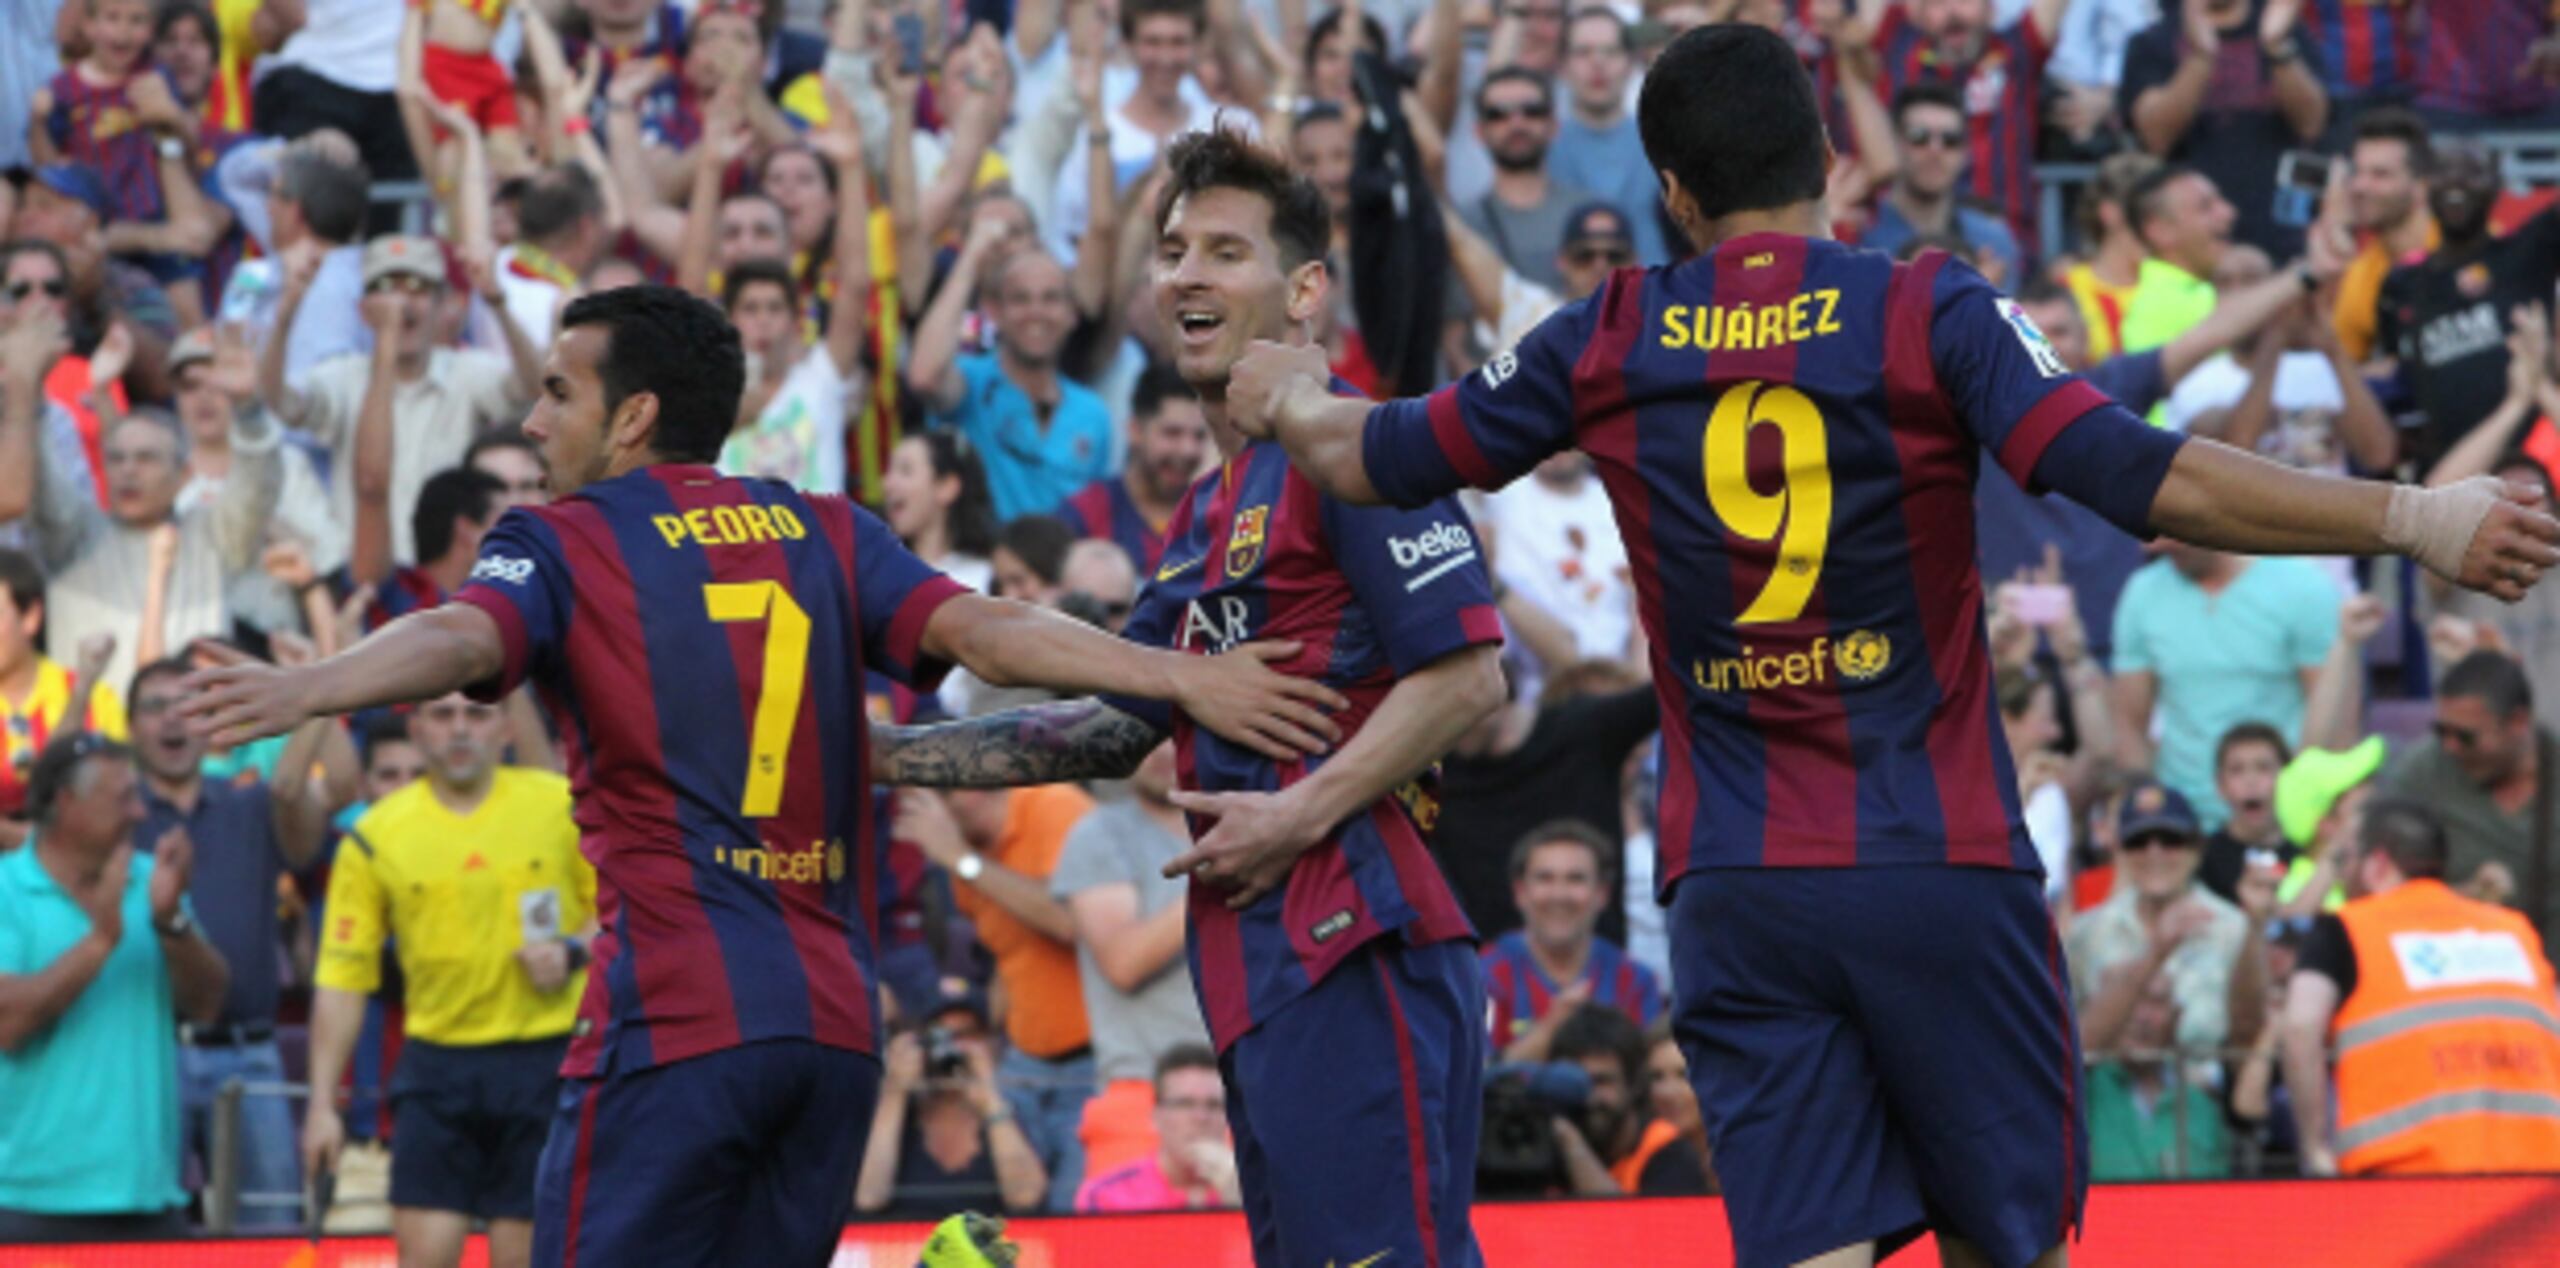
[1705,380,1833,625]
[703,581,810,817]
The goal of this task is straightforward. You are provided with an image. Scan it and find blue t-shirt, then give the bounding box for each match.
[932,353,1115,523]
[0,843,188,1214]
[1546,116,1672,266]
[1861,200,2026,289]
[2112,556,2342,824]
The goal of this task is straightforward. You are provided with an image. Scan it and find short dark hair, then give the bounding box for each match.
[1506,819,1615,885]
[2358,795,2450,881]
[275,145,371,244]
[517,164,605,244]
[2126,163,2202,239]
[464,424,541,470]
[2215,721,2292,774]
[1121,0,1206,40]
[1156,128,1334,273]
[557,285,746,465]
[413,466,504,563]
[1152,1042,1219,1096]
[128,655,191,708]
[722,256,801,312]
[2441,649,2535,721]
[25,732,131,827]
[358,712,416,762]
[1636,24,1827,223]
[1129,361,1195,423]
[995,515,1075,589]
[2013,277,2070,307]
[1891,81,1964,129]
[153,0,218,58]
[2352,105,2433,179]
[1307,6,1389,69]
[0,548,40,620]
[1551,1004,1648,1089]
[1290,99,1349,141]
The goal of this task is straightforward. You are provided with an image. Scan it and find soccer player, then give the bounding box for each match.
[175,284,1351,1266]
[872,129,1506,1268]
[1220,25,2560,1268]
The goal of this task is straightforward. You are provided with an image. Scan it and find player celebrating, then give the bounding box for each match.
[873,129,1505,1268]
[1220,25,2560,1268]
[177,285,1349,1267]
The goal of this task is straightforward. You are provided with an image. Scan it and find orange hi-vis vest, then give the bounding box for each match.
[1607,1118,1684,1193]
[2331,878,2560,1176]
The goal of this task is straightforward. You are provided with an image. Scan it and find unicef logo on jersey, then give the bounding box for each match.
[469,554,536,586]
[1480,350,1519,390]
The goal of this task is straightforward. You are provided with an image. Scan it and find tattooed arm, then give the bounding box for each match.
[872,698,1166,788]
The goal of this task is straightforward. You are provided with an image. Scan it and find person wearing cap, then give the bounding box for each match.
[1443,199,1639,361]
[1857,82,2024,285]
[2386,649,2560,949]
[2282,796,2560,1177]
[2067,780,2270,1061]
[257,233,539,564]
[856,989,1052,1222]
[2270,735,2388,918]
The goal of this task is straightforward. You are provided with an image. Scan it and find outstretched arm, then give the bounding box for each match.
[178,606,505,745]
[874,697,1165,787]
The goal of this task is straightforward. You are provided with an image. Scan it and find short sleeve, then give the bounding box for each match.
[1929,258,2186,536]
[846,503,970,689]
[1320,489,1504,675]
[453,508,574,703]
[314,827,389,994]
[2285,566,2342,669]
[1047,811,1123,901]
[1362,287,1601,508]
[2293,913,2356,996]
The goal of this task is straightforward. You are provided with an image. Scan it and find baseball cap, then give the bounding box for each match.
[170,327,216,373]
[1559,201,1637,254]
[9,164,113,221]
[362,235,446,288]
[921,979,991,1029]
[2275,736,2387,848]
[2115,780,2200,843]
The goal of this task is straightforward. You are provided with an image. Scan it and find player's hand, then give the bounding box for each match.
[2451,479,2560,602]
[1170,641,1347,761]
[1225,341,1334,443]
[516,939,574,993]
[302,1102,346,1187]
[178,640,318,748]
[1161,787,1328,909]
[149,827,193,927]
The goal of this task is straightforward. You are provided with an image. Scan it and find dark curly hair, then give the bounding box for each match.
[558,285,745,464]
[1153,127,1333,273]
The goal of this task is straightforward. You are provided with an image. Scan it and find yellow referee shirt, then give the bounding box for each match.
[317,768,593,1046]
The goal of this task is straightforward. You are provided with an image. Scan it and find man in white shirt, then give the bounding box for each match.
[214,131,374,390]
[1046,0,1254,268]
[493,165,609,354]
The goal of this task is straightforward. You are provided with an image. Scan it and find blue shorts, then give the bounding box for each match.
[1669,867,2086,1268]
[389,1037,565,1220]
[533,1038,877,1267]
[1221,937,1485,1268]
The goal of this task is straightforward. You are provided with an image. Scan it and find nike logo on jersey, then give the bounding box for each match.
[1156,553,1204,582]
[1329,1253,1391,1268]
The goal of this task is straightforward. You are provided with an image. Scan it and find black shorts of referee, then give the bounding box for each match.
[388,1036,569,1219]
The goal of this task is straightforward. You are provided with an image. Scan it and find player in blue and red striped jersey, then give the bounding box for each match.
[176,285,1349,1268]
[1844,0,2066,259]
[875,130,1508,1268]
[1227,25,2560,1268]
[1056,363,1209,573]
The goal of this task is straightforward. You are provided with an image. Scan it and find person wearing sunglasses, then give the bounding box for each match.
[2068,781,2265,1064]
[2385,649,2560,951]
[1858,82,2024,286]
[1461,68,1593,294]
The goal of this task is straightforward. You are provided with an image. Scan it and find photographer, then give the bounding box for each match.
[854,993,1050,1221]
[1547,1006,1712,1197]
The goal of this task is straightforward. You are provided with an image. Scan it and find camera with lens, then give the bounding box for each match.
[1475,1061,1592,1197]
[922,1025,972,1081]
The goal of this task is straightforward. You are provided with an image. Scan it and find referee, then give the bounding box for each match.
[300,693,589,1268]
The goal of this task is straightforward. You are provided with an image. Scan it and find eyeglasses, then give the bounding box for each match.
[2122,833,2199,853]
[1904,127,1967,151]
[1569,246,1632,267]
[1481,102,1552,124]
[2432,721,2483,749]
[5,279,67,301]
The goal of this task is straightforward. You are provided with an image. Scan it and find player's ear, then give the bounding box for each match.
[1284,257,1328,327]
[609,390,661,458]
[1658,170,1706,250]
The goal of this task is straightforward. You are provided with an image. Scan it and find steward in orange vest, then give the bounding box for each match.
[2282,797,2560,1177]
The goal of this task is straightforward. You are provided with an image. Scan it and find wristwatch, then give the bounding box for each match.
[154,910,196,938]
[955,853,986,884]
[155,134,187,162]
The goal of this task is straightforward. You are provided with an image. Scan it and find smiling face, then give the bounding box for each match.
[2348,136,2423,233]
[1129,13,1200,103]
[1512,838,1606,955]
[989,250,1075,367]
[1289,115,1354,219]
[85,0,156,75]
[152,8,215,104]
[1130,395,1209,503]
[1153,186,1324,391]
[2121,827,2203,902]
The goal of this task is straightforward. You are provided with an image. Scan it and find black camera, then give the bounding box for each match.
[922,1025,972,1080]
[1475,1061,1592,1196]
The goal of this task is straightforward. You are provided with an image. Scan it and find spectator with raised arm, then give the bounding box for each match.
[1857,81,2021,286]
[7,168,181,404]
[167,325,342,635]
[212,130,373,385]
[2120,0,2329,259]
[1455,67,1596,295]
[2068,782,2264,1060]
[1843,0,2070,257]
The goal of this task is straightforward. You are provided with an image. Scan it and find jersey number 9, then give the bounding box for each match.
[1705,380,1833,626]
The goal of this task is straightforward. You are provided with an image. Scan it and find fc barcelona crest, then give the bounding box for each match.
[1226,505,1269,578]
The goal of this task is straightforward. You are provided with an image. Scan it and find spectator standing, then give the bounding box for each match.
[2111,544,2341,824]
[0,551,123,847]
[2326,107,2434,366]
[1547,10,1668,267]
[8,166,182,402]
[2283,798,2560,1176]
[856,996,1051,1221]
[0,735,226,1241]
[880,432,999,594]
[2197,722,2294,905]
[2,236,129,499]
[1073,1045,1240,1212]
[1457,67,1598,294]
[302,693,590,1268]
[908,226,1112,524]
[2296,0,2416,135]
[251,0,415,182]
[899,783,1097,1212]
[2384,651,2560,949]
[1047,740,1211,1178]
[2067,782,2269,1062]
[2064,152,2163,366]
[2085,971,2231,1179]
[1858,82,2022,285]
[2118,164,2239,375]
[168,328,345,612]
[29,0,211,295]
[492,165,610,355]
[259,235,539,564]
[1857,0,2069,256]
[2412,0,2560,133]
[2162,246,2397,481]
[1047,0,1242,269]
[715,238,869,494]
[2119,0,2329,259]
[213,131,375,386]
[129,655,339,1230]
[1058,365,1207,574]
[1485,451,1634,663]
[1483,821,1663,1064]
[2375,145,2560,467]
[1546,1006,1713,1196]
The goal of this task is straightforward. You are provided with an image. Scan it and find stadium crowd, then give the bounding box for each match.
[4,0,2560,1245]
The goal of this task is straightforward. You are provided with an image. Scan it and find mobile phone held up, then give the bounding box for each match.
[893,13,927,77]
[2272,150,2332,230]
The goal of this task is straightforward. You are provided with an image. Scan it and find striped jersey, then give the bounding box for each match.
[43,68,166,224]
[1364,237,2186,893]
[1060,476,1170,572]
[2302,0,2415,100]
[1872,10,2051,257]
[1481,931,1660,1050]
[454,465,967,1077]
